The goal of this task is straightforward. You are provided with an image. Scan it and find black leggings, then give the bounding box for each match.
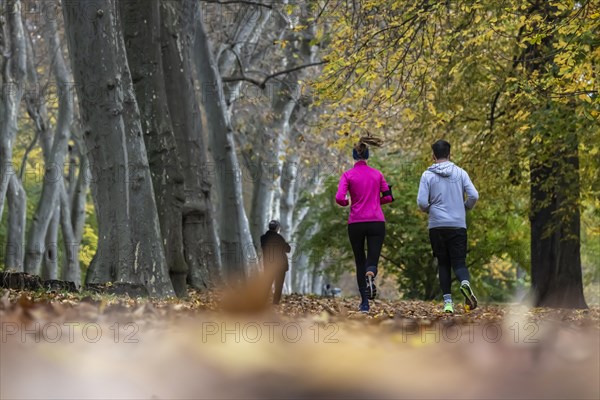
[429,228,470,295]
[348,222,385,300]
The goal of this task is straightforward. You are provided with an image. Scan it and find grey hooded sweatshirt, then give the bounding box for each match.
[417,161,479,229]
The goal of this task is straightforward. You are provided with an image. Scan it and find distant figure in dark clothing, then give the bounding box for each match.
[260,220,291,304]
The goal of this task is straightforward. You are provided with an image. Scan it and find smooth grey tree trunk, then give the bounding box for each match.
[121,0,189,297]
[249,155,276,246]
[59,178,80,285]
[70,135,89,242]
[271,15,320,292]
[292,220,320,293]
[217,5,274,259]
[62,0,173,296]
[0,0,26,219]
[218,5,272,113]
[160,0,222,289]
[279,153,300,241]
[193,2,257,281]
[216,5,271,76]
[5,174,26,270]
[243,4,319,258]
[23,17,73,275]
[220,6,280,250]
[278,153,300,293]
[41,206,60,280]
[20,17,83,284]
[311,263,324,294]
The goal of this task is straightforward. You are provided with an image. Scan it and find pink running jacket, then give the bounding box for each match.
[335,160,392,224]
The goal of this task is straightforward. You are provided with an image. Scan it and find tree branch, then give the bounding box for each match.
[221,75,263,87]
[380,253,406,271]
[19,130,41,180]
[222,60,327,88]
[199,0,273,9]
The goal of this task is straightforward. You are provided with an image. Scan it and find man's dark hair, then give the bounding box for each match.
[431,140,451,159]
[268,220,280,231]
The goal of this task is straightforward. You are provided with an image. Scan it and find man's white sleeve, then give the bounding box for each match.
[463,171,479,210]
[417,173,431,212]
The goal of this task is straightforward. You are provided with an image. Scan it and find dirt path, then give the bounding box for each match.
[1,289,598,399]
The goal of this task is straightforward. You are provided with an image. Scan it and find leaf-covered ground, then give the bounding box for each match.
[1,288,599,399]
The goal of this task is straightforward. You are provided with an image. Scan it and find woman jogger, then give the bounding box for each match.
[335,138,393,312]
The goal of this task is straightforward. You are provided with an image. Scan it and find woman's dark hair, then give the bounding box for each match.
[353,135,383,160]
[353,142,369,159]
[431,140,451,159]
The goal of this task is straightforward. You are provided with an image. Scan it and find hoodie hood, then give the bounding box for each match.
[428,161,456,177]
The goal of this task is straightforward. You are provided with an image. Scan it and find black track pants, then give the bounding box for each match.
[348,222,386,300]
[429,227,470,295]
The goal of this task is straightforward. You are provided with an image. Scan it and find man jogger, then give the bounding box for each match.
[417,140,479,313]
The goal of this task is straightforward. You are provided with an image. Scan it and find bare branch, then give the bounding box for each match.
[19,130,41,181]
[222,61,327,88]
[199,0,273,9]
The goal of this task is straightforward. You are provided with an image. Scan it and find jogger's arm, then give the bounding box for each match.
[463,171,479,210]
[417,173,430,212]
[380,173,393,204]
[335,173,350,206]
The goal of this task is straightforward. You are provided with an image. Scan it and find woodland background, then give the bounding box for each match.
[0,0,598,308]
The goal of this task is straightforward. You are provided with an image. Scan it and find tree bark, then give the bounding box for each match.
[217,4,275,260]
[62,0,173,296]
[160,0,222,289]
[522,2,587,309]
[249,155,276,246]
[0,0,26,218]
[59,178,80,285]
[279,152,300,240]
[5,174,25,271]
[311,262,323,294]
[20,15,84,284]
[275,16,320,292]
[278,150,299,292]
[41,206,60,280]
[217,5,271,76]
[218,5,272,111]
[530,125,587,308]
[121,0,189,297]
[70,136,89,242]
[193,2,257,281]
[23,16,73,275]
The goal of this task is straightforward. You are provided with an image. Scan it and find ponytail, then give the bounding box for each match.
[352,133,383,160]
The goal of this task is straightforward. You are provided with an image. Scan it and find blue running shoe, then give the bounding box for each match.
[359,300,370,313]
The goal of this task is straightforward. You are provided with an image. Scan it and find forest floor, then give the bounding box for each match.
[1,288,599,399]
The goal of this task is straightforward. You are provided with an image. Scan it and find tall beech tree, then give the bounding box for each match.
[23,16,74,277]
[120,0,190,296]
[521,1,588,308]
[0,0,26,219]
[205,2,325,287]
[160,0,222,288]
[16,11,85,283]
[192,0,257,280]
[62,0,173,296]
